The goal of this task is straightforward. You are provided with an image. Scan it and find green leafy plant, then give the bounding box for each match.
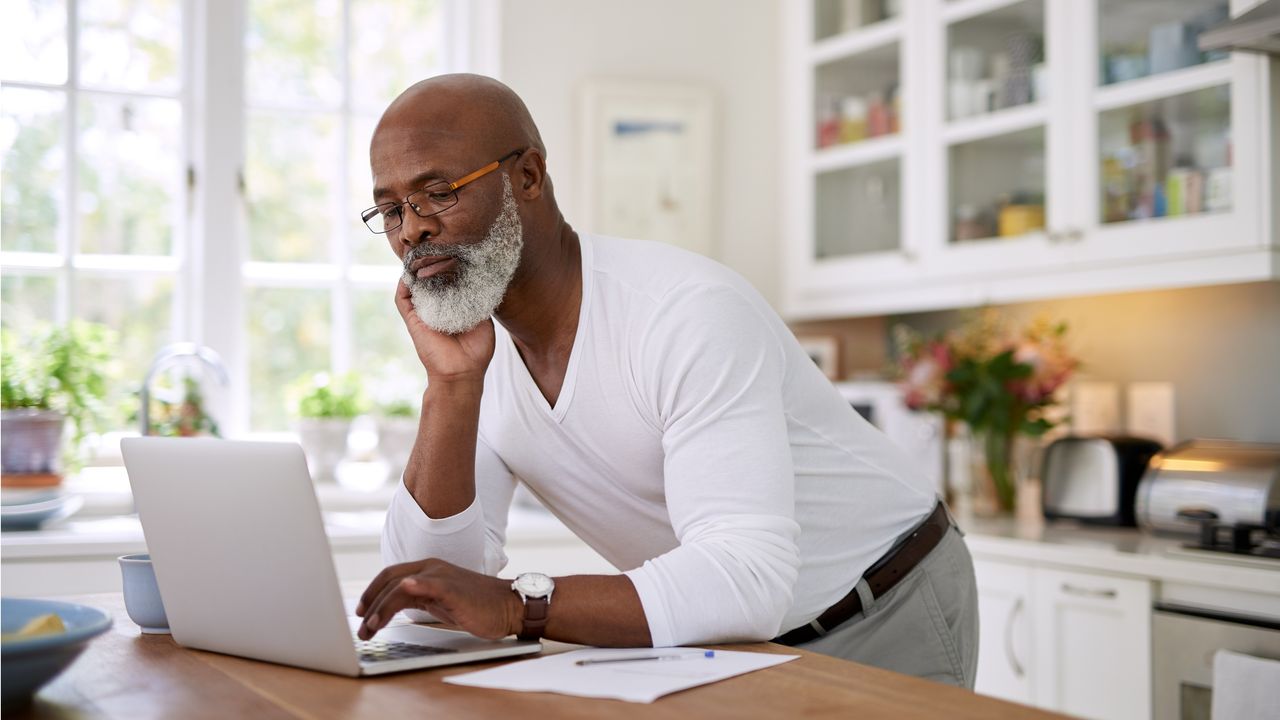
[289,372,367,419]
[376,398,418,419]
[895,309,1078,511]
[1,321,117,446]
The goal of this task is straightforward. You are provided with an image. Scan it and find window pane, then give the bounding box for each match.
[352,288,417,401]
[2,87,65,253]
[0,0,68,84]
[813,0,899,41]
[949,126,1046,243]
[79,0,182,94]
[77,94,181,255]
[349,0,443,112]
[1098,0,1228,86]
[1,273,58,332]
[75,274,174,428]
[247,0,342,108]
[349,114,395,265]
[946,0,1045,122]
[247,287,331,430]
[246,111,338,263]
[815,38,901,152]
[815,158,900,258]
[1099,85,1230,224]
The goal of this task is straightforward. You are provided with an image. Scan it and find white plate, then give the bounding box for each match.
[0,494,84,531]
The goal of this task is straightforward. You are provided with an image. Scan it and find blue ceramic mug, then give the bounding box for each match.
[118,554,169,634]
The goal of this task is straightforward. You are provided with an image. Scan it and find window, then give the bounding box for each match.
[2,0,186,427]
[242,0,447,430]
[1,0,494,438]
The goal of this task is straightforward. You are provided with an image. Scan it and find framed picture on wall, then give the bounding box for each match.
[796,335,840,380]
[578,80,716,257]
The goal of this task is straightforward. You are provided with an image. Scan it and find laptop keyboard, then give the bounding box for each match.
[355,638,458,663]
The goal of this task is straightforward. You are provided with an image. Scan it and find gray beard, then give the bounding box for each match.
[400,175,523,335]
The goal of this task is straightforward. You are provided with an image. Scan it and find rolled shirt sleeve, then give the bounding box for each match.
[624,284,802,647]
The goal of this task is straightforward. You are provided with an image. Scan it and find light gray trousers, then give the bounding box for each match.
[795,525,980,688]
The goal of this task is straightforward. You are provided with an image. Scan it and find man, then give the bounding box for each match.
[354,74,979,687]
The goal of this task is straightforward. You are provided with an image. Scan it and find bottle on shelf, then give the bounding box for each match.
[867,91,890,138]
[817,95,841,149]
[839,96,869,145]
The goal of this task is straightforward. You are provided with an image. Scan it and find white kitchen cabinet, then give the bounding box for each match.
[782,0,1278,319]
[971,556,1153,718]
[1031,567,1152,720]
[972,557,1036,704]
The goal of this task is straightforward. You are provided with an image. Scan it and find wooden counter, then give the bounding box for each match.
[11,593,1064,719]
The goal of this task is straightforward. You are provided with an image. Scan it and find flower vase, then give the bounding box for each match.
[968,429,1033,517]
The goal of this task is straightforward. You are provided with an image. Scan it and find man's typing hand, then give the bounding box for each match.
[354,558,522,641]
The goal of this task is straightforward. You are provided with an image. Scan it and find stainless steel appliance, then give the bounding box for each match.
[1135,441,1280,551]
[1153,604,1280,720]
[1041,435,1163,526]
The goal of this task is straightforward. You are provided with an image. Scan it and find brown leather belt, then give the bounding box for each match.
[773,502,953,646]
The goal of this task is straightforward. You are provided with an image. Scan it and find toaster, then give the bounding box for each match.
[1135,440,1280,535]
[1041,435,1164,526]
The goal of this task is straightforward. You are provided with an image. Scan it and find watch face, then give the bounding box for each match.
[517,573,554,596]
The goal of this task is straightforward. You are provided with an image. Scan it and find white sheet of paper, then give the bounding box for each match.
[443,647,799,703]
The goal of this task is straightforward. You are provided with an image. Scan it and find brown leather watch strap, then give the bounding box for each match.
[518,596,550,640]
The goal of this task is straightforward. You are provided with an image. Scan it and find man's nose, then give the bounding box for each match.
[397,207,441,248]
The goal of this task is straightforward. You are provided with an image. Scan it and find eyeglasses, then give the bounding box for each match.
[361,148,524,234]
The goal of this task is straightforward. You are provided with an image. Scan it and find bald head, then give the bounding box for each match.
[375,74,545,162]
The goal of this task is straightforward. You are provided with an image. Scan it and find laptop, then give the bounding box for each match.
[121,437,541,676]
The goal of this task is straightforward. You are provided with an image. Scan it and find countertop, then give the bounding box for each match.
[7,592,1066,720]
[955,512,1280,598]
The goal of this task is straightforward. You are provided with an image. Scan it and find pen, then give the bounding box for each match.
[575,650,716,666]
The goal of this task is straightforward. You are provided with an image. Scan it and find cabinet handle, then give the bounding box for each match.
[1061,583,1117,599]
[1004,597,1025,679]
[1066,228,1084,243]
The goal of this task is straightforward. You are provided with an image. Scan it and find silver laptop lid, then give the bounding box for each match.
[122,437,360,675]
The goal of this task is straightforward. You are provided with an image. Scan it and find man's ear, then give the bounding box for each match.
[516,148,546,200]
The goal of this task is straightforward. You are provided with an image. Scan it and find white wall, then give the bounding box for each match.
[498,0,782,305]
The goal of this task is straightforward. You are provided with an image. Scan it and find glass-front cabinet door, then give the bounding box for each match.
[811,2,904,262]
[1076,0,1264,264]
[930,0,1073,280]
[788,0,920,314]
[945,0,1049,246]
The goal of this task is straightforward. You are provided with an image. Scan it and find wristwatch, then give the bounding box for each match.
[511,572,555,641]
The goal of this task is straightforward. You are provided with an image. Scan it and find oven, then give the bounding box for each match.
[1152,604,1280,719]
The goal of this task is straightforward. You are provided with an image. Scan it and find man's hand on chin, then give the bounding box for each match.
[354,559,523,641]
[395,277,496,383]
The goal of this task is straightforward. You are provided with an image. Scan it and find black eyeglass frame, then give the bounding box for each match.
[360,148,525,234]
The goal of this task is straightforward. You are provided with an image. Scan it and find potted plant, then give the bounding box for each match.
[374,399,419,484]
[288,372,366,484]
[894,310,1078,515]
[1,322,116,485]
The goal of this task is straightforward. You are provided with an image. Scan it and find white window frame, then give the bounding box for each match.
[3,0,499,439]
[1,0,192,415]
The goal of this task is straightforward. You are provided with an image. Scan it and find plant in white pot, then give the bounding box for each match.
[374,399,419,485]
[0,322,116,486]
[288,372,366,484]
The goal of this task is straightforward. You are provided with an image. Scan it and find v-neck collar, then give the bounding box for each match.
[504,234,592,423]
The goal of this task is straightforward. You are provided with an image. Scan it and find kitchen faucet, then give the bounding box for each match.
[139,343,230,436]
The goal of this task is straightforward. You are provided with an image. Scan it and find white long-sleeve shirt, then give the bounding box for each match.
[383,234,936,647]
